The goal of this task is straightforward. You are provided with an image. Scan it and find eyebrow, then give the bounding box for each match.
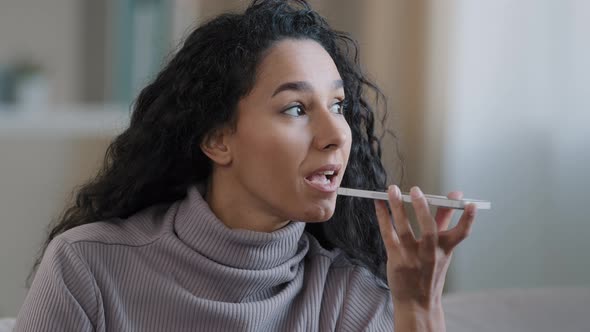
[271,80,344,97]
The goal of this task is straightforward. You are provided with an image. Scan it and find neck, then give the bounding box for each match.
[205,170,290,233]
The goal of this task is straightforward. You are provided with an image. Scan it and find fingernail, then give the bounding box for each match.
[388,185,395,194]
[387,185,397,201]
[467,204,477,217]
[394,185,402,200]
[410,186,423,199]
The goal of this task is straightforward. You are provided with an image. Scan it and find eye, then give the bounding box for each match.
[282,104,306,117]
[330,100,345,114]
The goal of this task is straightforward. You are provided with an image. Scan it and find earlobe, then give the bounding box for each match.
[200,129,232,166]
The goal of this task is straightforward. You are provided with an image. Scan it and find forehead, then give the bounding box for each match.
[253,39,342,91]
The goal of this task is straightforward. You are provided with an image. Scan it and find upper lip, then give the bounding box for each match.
[305,163,342,178]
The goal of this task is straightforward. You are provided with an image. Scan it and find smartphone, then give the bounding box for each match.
[337,187,491,210]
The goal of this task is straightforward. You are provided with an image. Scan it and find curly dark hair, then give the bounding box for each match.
[32,0,402,283]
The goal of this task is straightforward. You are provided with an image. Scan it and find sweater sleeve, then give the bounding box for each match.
[338,266,395,331]
[14,237,100,332]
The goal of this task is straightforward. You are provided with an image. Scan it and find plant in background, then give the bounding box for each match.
[9,59,49,109]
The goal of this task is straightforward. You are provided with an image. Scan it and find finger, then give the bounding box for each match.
[439,203,476,253]
[434,191,463,231]
[374,200,400,251]
[410,186,437,237]
[410,186,438,260]
[388,185,416,245]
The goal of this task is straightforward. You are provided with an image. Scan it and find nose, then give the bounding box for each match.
[311,108,349,151]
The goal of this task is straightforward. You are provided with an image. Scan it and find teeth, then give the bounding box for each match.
[322,170,335,175]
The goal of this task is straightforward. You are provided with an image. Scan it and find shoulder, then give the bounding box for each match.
[58,202,177,249]
[17,235,101,331]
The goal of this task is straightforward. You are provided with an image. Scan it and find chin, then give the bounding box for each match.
[298,203,336,222]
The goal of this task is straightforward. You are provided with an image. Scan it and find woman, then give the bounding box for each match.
[16,0,476,331]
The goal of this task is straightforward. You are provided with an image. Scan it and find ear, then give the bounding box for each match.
[200,128,233,166]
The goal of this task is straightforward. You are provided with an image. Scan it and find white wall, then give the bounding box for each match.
[442,0,590,291]
[359,0,590,292]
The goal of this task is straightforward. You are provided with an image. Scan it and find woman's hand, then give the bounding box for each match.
[374,185,476,332]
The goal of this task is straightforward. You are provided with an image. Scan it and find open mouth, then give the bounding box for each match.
[305,170,337,185]
[304,165,342,193]
[304,164,342,193]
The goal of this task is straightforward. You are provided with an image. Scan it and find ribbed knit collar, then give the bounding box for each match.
[173,185,308,271]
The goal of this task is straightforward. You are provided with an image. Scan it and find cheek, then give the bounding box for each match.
[234,121,309,179]
[242,124,307,157]
[342,123,353,161]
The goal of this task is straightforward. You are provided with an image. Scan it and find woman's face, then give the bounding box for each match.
[226,38,352,225]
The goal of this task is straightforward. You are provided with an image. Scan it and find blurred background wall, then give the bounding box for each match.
[1,0,588,317]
